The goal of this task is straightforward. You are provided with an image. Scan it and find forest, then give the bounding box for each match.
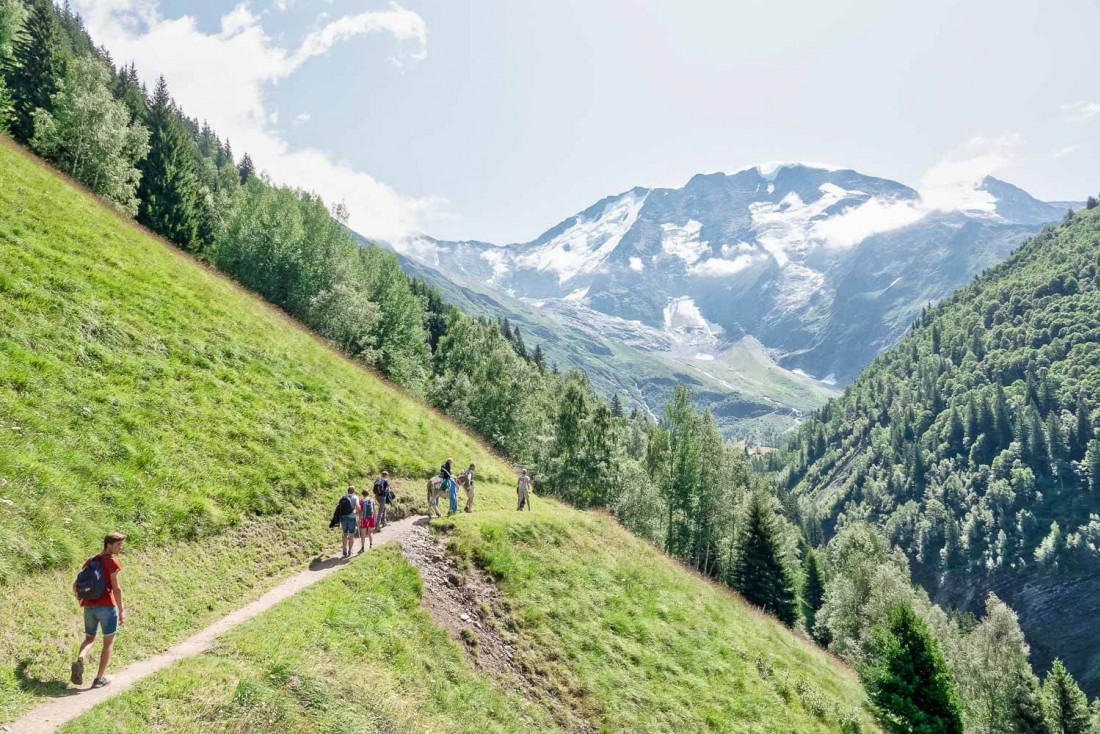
[4,0,1100,730]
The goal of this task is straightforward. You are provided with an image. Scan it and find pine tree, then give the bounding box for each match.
[730,491,798,626]
[1084,440,1100,493]
[4,0,66,143]
[137,76,201,249]
[802,549,826,641]
[238,151,254,184]
[511,324,527,359]
[1041,660,1091,734]
[1012,670,1053,734]
[610,393,624,419]
[532,343,545,372]
[863,605,964,734]
[1073,394,1091,460]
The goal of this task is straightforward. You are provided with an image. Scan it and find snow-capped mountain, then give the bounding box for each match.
[388,164,1068,438]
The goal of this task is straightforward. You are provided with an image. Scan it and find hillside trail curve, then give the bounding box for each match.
[2,515,423,734]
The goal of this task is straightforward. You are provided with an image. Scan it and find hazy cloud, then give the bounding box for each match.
[920,132,1022,212]
[1062,101,1100,123]
[74,0,433,240]
[1053,143,1082,159]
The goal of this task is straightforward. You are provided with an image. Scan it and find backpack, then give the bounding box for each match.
[74,555,108,601]
[337,494,355,516]
[373,478,386,496]
[363,497,375,516]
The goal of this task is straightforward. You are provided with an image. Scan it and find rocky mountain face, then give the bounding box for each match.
[389,164,1067,439]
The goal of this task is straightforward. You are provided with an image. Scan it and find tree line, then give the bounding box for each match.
[0,0,802,642]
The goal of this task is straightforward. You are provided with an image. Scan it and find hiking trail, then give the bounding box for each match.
[2,516,422,734]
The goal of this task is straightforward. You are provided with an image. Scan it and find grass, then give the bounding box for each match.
[439,508,878,733]
[61,544,556,733]
[1,136,878,731]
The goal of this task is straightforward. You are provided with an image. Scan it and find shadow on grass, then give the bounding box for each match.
[15,659,80,699]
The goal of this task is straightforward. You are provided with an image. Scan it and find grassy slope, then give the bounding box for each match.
[63,545,556,734]
[0,138,876,731]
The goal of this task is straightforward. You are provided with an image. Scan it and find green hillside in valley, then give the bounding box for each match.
[0,139,877,730]
[777,204,1100,693]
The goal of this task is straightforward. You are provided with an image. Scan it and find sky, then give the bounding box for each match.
[74,0,1100,243]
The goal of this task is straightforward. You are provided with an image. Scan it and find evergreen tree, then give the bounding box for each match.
[1012,671,1053,734]
[802,549,826,641]
[1041,660,1091,734]
[863,605,964,734]
[4,0,66,143]
[730,491,798,626]
[238,151,254,183]
[610,392,624,419]
[1087,440,1100,493]
[137,76,201,249]
[532,343,545,372]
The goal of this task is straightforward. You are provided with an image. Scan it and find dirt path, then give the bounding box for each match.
[1,515,422,734]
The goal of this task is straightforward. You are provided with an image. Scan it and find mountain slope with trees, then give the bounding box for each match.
[775,203,1100,694]
[0,130,880,733]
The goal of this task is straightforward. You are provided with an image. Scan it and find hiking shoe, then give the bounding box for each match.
[357,548,365,555]
[70,659,84,686]
[91,676,112,689]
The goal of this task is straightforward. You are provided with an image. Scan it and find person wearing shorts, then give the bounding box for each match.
[358,489,376,553]
[340,485,359,557]
[71,532,126,689]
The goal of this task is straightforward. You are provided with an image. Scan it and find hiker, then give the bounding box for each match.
[441,457,459,515]
[330,485,360,558]
[71,531,126,689]
[517,469,533,511]
[459,463,476,513]
[359,488,376,553]
[373,471,391,530]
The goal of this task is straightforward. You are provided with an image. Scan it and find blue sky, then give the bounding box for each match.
[77,0,1100,243]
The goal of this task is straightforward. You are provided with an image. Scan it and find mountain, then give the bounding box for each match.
[390,164,1067,440]
[776,203,1100,694]
[0,138,879,731]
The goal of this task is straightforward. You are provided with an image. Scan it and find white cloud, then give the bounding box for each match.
[688,253,765,277]
[812,196,926,248]
[1062,101,1100,123]
[73,0,432,240]
[1054,143,1082,159]
[919,132,1022,212]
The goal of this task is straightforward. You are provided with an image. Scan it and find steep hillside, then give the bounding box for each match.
[779,204,1100,693]
[0,139,877,730]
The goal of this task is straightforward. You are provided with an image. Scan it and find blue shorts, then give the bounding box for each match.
[83,606,118,637]
[340,515,358,534]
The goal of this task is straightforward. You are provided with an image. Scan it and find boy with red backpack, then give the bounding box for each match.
[71,531,126,689]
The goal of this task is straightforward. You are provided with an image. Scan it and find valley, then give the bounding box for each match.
[392,165,1070,441]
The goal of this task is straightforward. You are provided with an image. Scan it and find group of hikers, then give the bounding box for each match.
[65,463,535,691]
[328,459,535,557]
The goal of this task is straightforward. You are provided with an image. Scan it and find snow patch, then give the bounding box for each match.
[659,219,710,264]
[563,287,589,302]
[629,256,644,272]
[515,189,649,284]
[662,297,720,349]
[693,353,716,361]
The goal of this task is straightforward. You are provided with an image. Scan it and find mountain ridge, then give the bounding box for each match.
[385,164,1069,440]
